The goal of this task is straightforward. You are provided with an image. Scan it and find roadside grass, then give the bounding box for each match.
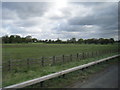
[26,56,119,88]
[2,52,119,87]
[2,43,118,61]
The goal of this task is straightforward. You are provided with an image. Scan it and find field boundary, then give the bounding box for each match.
[3,54,120,89]
[3,49,118,72]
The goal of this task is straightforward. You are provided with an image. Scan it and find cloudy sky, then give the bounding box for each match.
[2,1,118,40]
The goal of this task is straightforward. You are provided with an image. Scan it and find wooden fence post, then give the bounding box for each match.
[8,60,11,71]
[77,53,79,60]
[84,52,86,59]
[86,52,87,58]
[82,52,84,59]
[92,51,93,57]
[99,50,101,55]
[96,51,97,56]
[70,54,72,61]
[110,49,112,54]
[97,51,98,56]
[91,52,94,58]
[27,59,30,69]
[110,49,112,53]
[86,52,88,58]
[62,55,64,63]
[41,57,44,67]
[52,56,55,65]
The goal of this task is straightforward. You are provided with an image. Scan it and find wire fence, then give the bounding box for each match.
[2,49,119,73]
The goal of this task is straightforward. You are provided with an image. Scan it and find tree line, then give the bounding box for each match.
[1,35,119,44]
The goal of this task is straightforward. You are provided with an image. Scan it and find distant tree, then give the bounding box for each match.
[2,35,9,43]
[84,39,92,44]
[67,39,70,43]
[25,36,32,39]
[38,40,42,43]
[25,35,32,43]
[1,35,117,44]
[48,39,52,43]
[98,38,104,44]
[51,40,55,43]
[104,39,109,44]
[70,38,76,43]
[118,40,120,43]
[89,38,98,44]
[21,37,26,43]
[9,35,16,43]
[45,39,48,43]
[32,38,38,43]
[83,38,98,44]
[109,38,114,44]
[84,39,87,44]
[15,35,21,43]
[93,38,98,44]
[78,38,83,44]
[55,38,62,43]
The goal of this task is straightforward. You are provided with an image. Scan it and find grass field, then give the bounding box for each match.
[2,43,119,87]
[2,43,119,61]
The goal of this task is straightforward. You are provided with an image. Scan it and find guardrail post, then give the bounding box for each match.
[40,81,44,87]
[62,74,65,78]
[81,67,84,71]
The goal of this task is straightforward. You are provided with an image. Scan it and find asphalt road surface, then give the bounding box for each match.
[67,64,118,88]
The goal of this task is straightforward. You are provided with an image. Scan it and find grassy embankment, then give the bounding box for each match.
[27,57,119,88]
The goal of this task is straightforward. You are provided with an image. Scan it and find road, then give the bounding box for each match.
[67,64,118,88]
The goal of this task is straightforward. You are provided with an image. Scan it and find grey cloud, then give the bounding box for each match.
[49,16,65,20]
[52,2,118,40]
[54,24,87,32]
[2,8,18,20]
[2,2,52,19]
[68,2,117,31]
[15,19,39,27]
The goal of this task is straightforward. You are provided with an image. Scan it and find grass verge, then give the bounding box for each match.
[26,56,119,88]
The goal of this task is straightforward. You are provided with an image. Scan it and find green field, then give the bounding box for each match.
[2,43,119,87]
[2,43,119,61]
